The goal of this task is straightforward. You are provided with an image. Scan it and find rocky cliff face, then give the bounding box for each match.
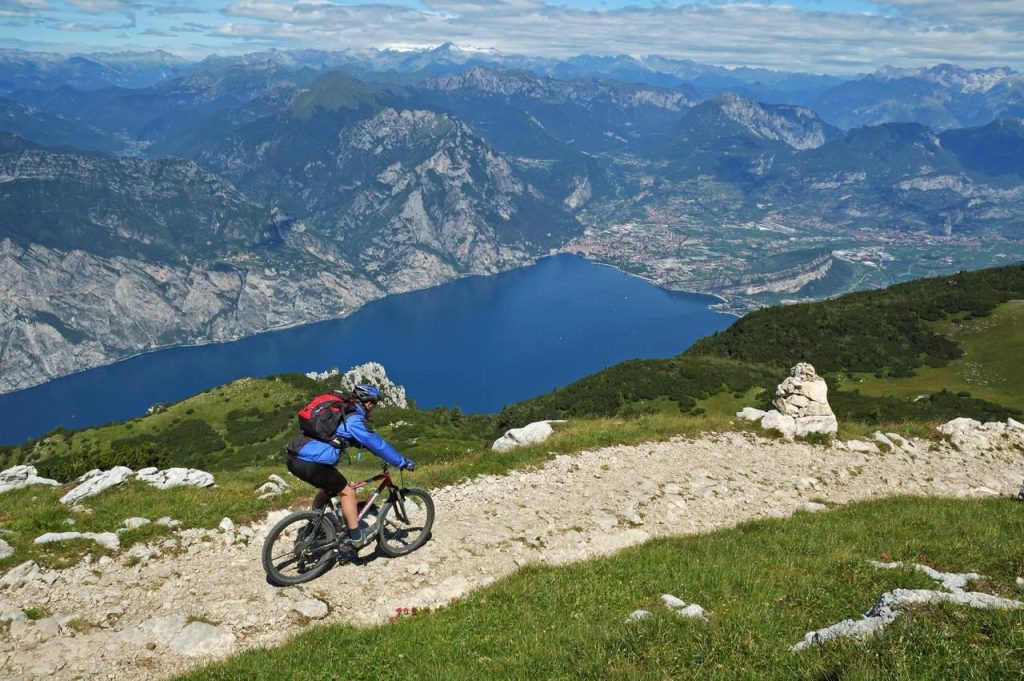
[0,115,573,394]
[0,238,380,394]
[714,252,835,296]
[715,93,836,150]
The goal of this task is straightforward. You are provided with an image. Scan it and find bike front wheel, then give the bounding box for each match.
[262,510,337,586]
[376,487,434,557]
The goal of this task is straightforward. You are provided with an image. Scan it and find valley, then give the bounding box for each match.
[2,12,1024,680]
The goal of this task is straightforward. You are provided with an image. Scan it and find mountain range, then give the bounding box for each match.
[0,48,1022,393]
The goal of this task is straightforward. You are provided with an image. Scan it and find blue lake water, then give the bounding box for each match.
[0,255,734,445]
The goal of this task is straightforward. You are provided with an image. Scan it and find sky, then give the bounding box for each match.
[2,0,1024,74]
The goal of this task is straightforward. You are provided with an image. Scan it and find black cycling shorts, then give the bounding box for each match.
[286,455,348,496]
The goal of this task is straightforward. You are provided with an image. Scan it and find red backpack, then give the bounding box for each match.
[297,391,358,441]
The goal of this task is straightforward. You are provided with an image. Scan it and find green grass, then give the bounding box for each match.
[1,375,315,474]
[841,301,1024,413]
[179,497,1024,680]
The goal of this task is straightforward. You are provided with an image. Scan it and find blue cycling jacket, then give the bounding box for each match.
[295,403,407,468]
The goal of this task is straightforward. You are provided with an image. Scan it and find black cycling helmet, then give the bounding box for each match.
[353,384,382,404]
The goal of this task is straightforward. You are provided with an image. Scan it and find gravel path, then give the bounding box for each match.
[2,430,1022,680]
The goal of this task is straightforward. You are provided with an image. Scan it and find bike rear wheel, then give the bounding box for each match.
[262,510,337,585]
[376,487,434,557]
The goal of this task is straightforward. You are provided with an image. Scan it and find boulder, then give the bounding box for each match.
[795,416,839,438]
[626,609,652,622]
[123,517,151,530]
[291,598,329,619]
[335,362,408,408]
[0,465,60,494]
[0,599,27,622]
[136,467,215,490]
[760,410,796,440]
[35,531,120,551]
[60,467,134,505]
[256,473,290,499]
[661,593,708,620]
[772,363,838,436]
[492,420,564,452]
[736,407,766,422]
[937,418,1023,453]
[0,539,12,560]
[0,560,42,589]
[845,439,879,454]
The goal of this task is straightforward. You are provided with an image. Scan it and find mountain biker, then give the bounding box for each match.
[286,384,415,546]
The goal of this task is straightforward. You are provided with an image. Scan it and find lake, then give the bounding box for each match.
[0,255,734,445]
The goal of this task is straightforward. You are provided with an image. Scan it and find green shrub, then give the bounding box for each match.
[225,406,294,445]
[36,442,171,482]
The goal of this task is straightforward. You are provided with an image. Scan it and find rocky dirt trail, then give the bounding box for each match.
[2,429,1023,680]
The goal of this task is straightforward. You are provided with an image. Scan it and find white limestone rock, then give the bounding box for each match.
[335,362,408,408]
[661,593,707,620]
[736,407,766,422]
[118,614,188,646]
[627,609,652,622]
[760,410,796,440]
[845,439,879,454]
[0,539,12,560]
[0,465,60,494]
[256,473,290,498]
[136,467,215,490]
[772,363,838,436]
[35,531,120,551]
[795,415,839,438]
[0,560,42,589]
[798,502,829,513]
[169,621,237,657]
[123,517,151,530]
[291,598,329,619]
[492,420,564,452]
[60,467,134,505]
[793,561,1024,652]
[0,599,27,622]
[937,417,1024,453]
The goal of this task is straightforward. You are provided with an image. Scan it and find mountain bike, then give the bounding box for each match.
[261,464,434,586]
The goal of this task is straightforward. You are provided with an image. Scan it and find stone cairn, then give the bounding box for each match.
[738,362,838,439]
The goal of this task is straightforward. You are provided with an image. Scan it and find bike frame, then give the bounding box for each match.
[350,468,395,523]
[318,465,410,527]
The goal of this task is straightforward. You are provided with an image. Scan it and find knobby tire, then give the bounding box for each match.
[262,510,337,586]
[376,487,434,557]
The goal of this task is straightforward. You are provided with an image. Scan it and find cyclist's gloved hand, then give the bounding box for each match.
[400,458,416,471]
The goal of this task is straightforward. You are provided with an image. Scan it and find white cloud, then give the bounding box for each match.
[0,0,50,17]
[216,0,1024,73]
[66,0,135,13]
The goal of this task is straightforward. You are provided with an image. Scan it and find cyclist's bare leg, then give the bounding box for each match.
[338,483,359,532]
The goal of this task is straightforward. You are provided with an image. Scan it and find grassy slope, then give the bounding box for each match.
[181,497,1024,681]
[841,301,1024,413]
